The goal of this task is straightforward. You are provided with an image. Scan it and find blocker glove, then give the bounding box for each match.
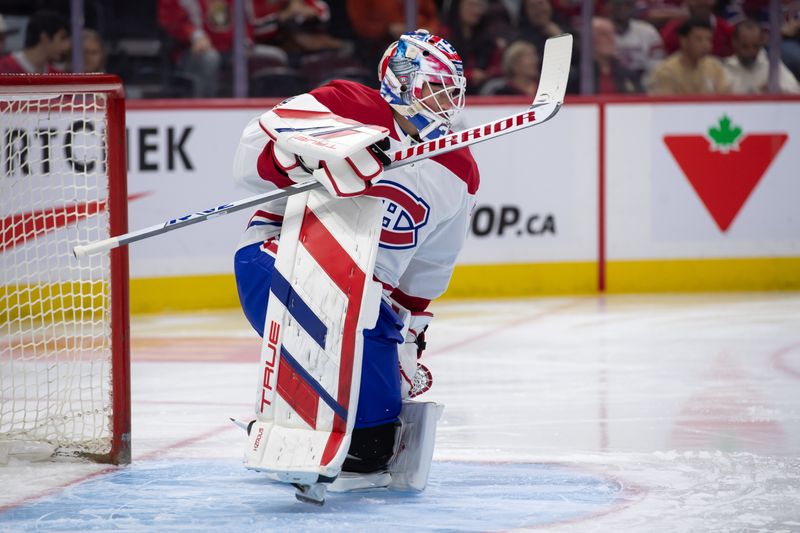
[260,94,390,197]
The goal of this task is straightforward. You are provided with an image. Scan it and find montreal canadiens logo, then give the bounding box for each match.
[368,181,430,249]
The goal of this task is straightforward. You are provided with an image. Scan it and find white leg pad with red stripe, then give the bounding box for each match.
[244,188,384,483]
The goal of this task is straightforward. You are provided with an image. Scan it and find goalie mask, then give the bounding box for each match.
[378,29,466,142]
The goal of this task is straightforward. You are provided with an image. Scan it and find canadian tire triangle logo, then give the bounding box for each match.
[663,115,787,232]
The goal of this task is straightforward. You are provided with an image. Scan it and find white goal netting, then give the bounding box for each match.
[0,84,125,463]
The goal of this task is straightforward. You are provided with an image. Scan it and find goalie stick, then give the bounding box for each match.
[73,34,572,259]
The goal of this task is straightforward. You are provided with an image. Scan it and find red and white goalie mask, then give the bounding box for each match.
[378,29,466,142]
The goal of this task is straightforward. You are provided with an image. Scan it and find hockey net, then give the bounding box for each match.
[0,74,130,464]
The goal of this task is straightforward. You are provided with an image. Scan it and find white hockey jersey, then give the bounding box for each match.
[233,80,480,313]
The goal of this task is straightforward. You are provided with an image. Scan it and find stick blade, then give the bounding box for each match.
[534,34,573,105]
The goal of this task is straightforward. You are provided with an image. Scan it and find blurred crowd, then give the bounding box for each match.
[1,0,798,97]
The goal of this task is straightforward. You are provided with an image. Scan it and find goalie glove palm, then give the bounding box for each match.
[399,313,433,399]
[269,140,316,182]
[260,94,389,197]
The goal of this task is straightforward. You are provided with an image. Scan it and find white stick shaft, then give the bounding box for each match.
[73,34,572,259]
[72,104,558,259]
[388,101,559,166]
[72,180,322,258]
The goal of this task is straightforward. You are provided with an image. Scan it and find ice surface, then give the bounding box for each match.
[1,293,799,532]
[0,461,634,531]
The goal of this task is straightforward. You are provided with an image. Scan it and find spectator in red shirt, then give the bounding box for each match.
[250,0,347,55]
[660,0,733,57]
[158,0,340,97]
[158,0,232,96]
[634,0,686,28]
[0,10,70,74]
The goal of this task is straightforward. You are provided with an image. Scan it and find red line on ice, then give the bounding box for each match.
[770,342,800,379]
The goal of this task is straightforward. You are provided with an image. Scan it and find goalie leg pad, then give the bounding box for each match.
[238,254,406,433]
[244,190,385,481]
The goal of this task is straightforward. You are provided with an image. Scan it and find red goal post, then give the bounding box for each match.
[0,74,130,464]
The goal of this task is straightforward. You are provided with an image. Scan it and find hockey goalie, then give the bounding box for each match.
[231,29,479,504]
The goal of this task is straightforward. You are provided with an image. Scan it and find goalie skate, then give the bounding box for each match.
[327,400,444,493]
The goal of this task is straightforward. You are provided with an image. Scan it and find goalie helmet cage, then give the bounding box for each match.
[0,74,130,464]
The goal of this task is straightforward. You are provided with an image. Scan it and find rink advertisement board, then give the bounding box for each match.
[123,100,599,310]
[124,104,596,276]
[450,103,599,296]
[118,97,800,311]
[605,100,800,292]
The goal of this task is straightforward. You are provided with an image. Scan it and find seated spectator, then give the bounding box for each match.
[346,0,438,67]
[647,17,730,94]
[724,19,800,93]
[439,0,507,93]
[609,0,664,89]
[252,0,349,56]
[516,0,565,67]
[551,0,593,30]
[0,10,70,74]
[720,0,800,80]
[0,14,20,55]
[484,40,540,95]
[158,0,229,97]
[782,7,800,79]
[518,0,584,93]
[81,29,107,73]
[593,17,639,93]
[661,0,733,57]
[497,0,523,25]
[635,0,686,29]
[159,0,342,97]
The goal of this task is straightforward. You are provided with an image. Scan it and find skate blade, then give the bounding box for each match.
[293,482,327,506]
[229,417,254,434]
[328,471,391,493]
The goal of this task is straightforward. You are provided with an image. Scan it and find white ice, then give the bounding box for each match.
[1,292,799,532]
